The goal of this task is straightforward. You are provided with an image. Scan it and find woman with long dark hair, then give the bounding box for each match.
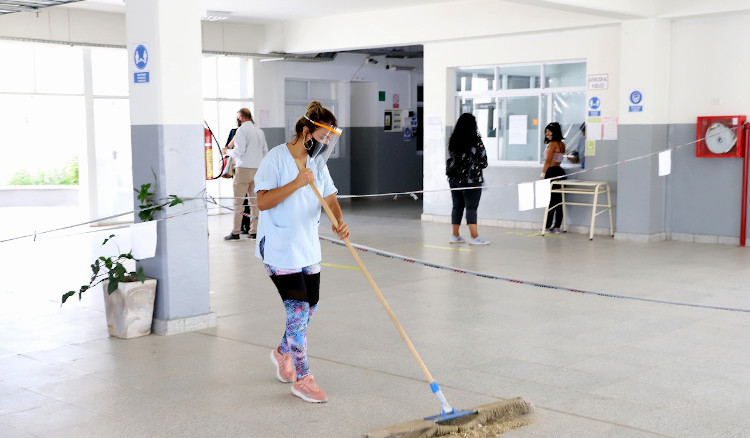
[445,113,489,245]
[255,101,349,403]
[541,122,567,232]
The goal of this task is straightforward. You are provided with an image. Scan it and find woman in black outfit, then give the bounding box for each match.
[445,113,489,245]
[541,122,567,232]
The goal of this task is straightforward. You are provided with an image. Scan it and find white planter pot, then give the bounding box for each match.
[102,279,157,339]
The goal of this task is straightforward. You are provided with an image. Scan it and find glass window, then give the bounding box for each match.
[217,57,241,99]
[0,95,85,184]
[544,62,586,88]
[285,80,308,100]
[202,56,218,98]
[93,98,132,221]
[499,96,540,161]
[498,65,540,90]
[35,44,84,94]
[0,41,35,93]
[457,97,498,160]
[310,81,336,100]
[453,61,585,165]
[539,91,586,163]
[92,48,128,96]
[240,58,253,100]
[456,67,495,92]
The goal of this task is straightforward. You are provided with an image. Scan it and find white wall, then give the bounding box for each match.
[201,22,268,54]
[669,12,750,123]
[268,0,617,54]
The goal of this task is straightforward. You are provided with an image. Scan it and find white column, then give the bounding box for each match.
[615,18,671,241]
[126,0,216,334]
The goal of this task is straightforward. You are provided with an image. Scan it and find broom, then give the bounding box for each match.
[302,171,534,435]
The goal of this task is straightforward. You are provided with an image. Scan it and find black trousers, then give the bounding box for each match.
[449,179,482,225]
[545,166,566,228]
[240,198,250,232]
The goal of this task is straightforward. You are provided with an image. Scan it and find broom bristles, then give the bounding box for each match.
[363,397,535,438]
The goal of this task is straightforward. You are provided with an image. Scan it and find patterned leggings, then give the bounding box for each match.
[280,300,317,378]
[267,263,321,379]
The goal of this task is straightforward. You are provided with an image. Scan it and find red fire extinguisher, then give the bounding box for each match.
[204,128,213,180]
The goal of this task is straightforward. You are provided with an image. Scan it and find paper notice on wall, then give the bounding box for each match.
[258,110,270,127]
[131,221,157,259]
[509,115,528,144]
[585,140,596,157]
[602,117,618,140]
[659,150,672,176]
[535,179,551,209]
[425,115,442,139]
[586,122,602,141]
[518,182,534,211]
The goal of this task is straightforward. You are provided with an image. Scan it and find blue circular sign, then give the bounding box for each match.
[588,97,601,110]
[629,90,642,104]
[134,45,149,70]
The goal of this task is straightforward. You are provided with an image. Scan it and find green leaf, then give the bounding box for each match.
[168,195,183,206]
[61,291,75,304]
[102,234,115,245]
[107,276,118,294]
[138,183,151,201]
[113,264,127,279]
[136,266,146,283]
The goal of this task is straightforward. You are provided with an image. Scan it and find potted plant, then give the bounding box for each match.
[62,181,182,339]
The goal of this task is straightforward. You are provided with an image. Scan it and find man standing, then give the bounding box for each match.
[222,108,268,240]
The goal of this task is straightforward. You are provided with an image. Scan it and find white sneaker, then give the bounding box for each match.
[469,236,490,245]
[449,235,466,244]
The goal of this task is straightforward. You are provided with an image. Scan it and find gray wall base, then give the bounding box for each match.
[614,232,667,243]
[421,215,614,236]
[152,312,217,336]
[422,215,740,245]
[615,232,738,245]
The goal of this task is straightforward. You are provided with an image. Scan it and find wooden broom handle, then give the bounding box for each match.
[304,177,436,384]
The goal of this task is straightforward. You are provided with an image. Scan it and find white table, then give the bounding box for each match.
[542,180,614,240]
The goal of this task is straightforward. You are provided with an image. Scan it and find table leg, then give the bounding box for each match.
[606,183,614,236]
[561,185,568,232]
[590,184,600,240]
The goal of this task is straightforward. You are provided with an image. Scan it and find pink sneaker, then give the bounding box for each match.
[291,374,328,403]
[270,347,295,383]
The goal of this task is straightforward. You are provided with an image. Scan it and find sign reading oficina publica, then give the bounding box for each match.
[133,44,150,84]
[587,74,608,90]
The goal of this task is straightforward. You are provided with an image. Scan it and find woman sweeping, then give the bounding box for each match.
[254,101,349,403]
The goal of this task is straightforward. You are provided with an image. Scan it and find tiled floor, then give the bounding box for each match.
[1,198,749,437]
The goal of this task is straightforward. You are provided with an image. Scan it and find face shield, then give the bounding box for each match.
[304,116,342,171]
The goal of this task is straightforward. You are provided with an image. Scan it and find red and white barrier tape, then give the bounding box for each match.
[319,235,750,314]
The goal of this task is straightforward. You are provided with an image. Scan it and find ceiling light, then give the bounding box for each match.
[386,65,416,71]
[202,10,230,21]
[259,57,285,62]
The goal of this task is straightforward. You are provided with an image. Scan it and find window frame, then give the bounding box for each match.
[454,60,586,167]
